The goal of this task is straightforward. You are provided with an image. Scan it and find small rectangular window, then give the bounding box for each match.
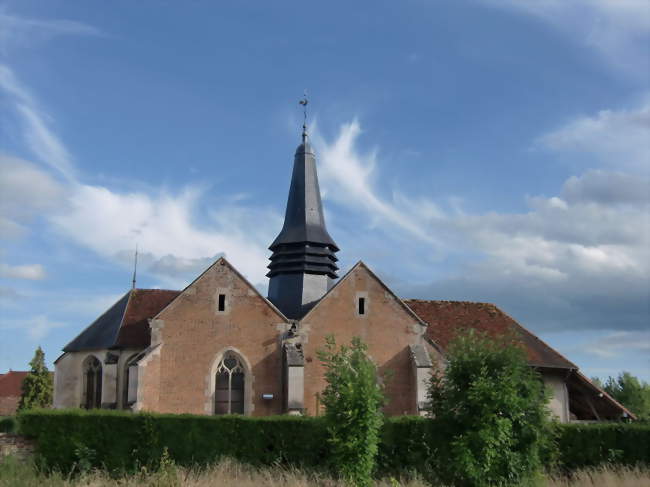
[218,294,226,312]
[358,297,365,315]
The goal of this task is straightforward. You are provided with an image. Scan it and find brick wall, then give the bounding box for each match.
[144,259,289,416]
[299,263,433,416]
[0,396,19,416]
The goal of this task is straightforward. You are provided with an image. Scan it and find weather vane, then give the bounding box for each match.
[299,90,308,141]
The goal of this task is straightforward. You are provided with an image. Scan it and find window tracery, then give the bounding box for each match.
[214,352,245,414]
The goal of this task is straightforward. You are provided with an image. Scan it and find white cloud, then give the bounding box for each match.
[0,65,76,179]
[49,184,278,285]
[481,0,650,76]
[0,263,46,280]
[539,99,650,172]
[311,117,649,332]
[0,314,67,340]
[562,170,650,206]
[0,154,64,238]
[0,7,101,54]
[583,331,650,358]
[0,61,279,287]
[26,315,66,341]
[315,120,440,244]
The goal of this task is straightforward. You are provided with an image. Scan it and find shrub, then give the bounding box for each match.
[427,330,553,486]
[0,416,17,433]
[318,336,386,486]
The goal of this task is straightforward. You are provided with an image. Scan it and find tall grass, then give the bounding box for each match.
[1,456,649,486]
[546,466,650,487]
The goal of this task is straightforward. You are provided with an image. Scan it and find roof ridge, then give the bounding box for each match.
[300,261,427,326]
[403,298,497,306]
[152,257,289,323]
[133,288,181,293]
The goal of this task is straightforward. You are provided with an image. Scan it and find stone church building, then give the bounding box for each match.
[54,129,632,422]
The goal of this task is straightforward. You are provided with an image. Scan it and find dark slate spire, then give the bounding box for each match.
[267,127,339,319]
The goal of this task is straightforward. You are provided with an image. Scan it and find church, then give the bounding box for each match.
[53,124,632,422]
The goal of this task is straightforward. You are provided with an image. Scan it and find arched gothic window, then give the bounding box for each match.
[83,356,102,409]
[214,352,245,415]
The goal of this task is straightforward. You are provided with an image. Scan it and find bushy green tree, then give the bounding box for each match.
[602,372,650,420]
[18,346,53,411]
[317,335,385,487]
[427,330,552,487]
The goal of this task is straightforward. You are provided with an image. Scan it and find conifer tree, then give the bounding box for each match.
[18,346,53,411]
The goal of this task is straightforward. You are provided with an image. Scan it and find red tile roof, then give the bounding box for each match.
[115,289,180,348]
[0,371,28,398]
[404,299,576,369]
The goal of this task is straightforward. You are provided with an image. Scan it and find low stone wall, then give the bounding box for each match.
[0,433,35,461]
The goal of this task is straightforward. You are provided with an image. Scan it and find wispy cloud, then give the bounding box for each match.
[480,0,650,77]
[539,98,650,173]
[583,331,650,359]
[315,120,441,244]
[0,65,76,179]
[50,183,279,286]
[26,315,66,341]
[0,314,67,340]
[313,111,649,332]
[0,63,279,286]
[0,154,64,238]
[0,7,101,54]
[0,263,46,280]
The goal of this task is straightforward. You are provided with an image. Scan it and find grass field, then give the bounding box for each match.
[1,456,649,486]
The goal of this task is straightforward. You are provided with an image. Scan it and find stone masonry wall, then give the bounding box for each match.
[0,433,35,461]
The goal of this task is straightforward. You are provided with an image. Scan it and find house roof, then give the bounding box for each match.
[403,299,576,370]
[63,289,180,352]
[0,371,28,398]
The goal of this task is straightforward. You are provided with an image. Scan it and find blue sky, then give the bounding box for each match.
[1,1,648,382]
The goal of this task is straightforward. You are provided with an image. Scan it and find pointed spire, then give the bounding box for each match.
[266,95,339,318]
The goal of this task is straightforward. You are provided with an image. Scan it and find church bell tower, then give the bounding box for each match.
[267,113,339,319]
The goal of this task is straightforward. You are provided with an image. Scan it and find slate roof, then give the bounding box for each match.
[63,289,180,352]
[404,299,576,370]
[267,140,339,281]
[0,371,28,398]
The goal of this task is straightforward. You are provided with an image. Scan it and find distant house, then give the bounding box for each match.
[0,371,28,415]
[53,128,634,422]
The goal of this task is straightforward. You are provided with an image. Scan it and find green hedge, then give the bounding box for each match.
[18,409,329,472]
[377,415,432,475]
[554,422,650,471]
[17,410,650,474]
[0,416,17,433]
